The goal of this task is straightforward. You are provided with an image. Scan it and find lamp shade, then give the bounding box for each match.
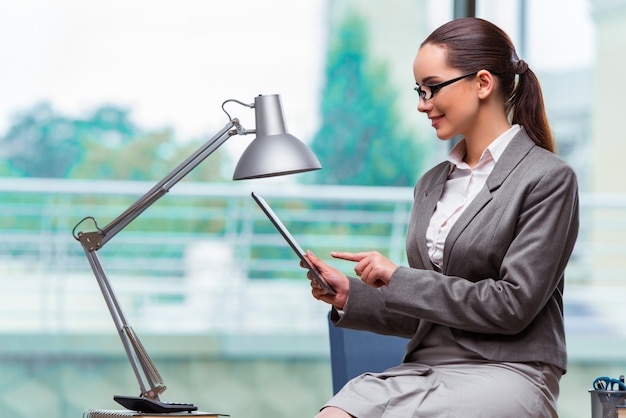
[232,94,322,180]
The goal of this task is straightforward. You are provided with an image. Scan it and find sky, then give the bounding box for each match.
[0,0,327,154]
[426,0,595,69]
[0,0,595,153]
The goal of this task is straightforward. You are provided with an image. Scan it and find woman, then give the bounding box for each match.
[305,17,579,417]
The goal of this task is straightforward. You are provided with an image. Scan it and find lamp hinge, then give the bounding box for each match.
[77,231,104,251]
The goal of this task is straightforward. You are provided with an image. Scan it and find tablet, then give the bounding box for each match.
[251,192,336,295]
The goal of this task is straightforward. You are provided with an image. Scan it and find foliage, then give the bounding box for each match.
[1,103,78,177]
[0,102,229,182]
[307,12,426,187]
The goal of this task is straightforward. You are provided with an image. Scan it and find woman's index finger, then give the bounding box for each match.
[330,251,368,262]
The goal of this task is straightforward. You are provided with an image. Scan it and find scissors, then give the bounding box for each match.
[593,376,626,391]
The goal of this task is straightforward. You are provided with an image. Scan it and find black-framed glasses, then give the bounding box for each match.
[414,71,478,101]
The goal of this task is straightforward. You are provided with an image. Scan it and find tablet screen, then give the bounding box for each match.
[251,192,336,295]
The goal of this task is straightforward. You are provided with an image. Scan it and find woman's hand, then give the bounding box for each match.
[331,251,397,288]
[303,250,349,310]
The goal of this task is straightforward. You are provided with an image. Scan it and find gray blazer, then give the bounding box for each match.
[332,128,579,372]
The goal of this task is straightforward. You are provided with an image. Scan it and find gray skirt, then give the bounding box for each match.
[323,326,562,418]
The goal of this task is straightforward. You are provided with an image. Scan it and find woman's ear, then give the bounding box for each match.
[476,69,495,99]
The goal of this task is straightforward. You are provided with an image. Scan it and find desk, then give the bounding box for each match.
[83,410,226,418]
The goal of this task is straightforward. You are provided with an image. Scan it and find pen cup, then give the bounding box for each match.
[590,389,626,418]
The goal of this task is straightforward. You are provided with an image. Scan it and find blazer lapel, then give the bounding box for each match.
[413,162,451,269]
[441,128,535,271]
[408,163,449,349]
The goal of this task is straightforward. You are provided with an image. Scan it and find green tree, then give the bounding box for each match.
[0,102,229,182]
[307,12,425,187]
[0,103,139,178]
[1,103,84,177]
[69,129,228,182]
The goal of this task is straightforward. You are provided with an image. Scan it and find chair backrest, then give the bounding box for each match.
[327,311,410,394]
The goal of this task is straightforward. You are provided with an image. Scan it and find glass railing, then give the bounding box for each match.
[1,177,624,357]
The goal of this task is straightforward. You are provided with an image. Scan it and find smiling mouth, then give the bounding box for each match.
[430,115,443,127]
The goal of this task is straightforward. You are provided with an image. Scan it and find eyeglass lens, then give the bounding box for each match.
[414,72,478,101]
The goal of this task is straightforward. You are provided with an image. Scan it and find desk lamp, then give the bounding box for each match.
[72,94,321,414]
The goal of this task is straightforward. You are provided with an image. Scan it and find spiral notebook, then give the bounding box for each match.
[83,410,226,418]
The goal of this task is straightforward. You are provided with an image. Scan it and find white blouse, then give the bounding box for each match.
[426,125,521,270]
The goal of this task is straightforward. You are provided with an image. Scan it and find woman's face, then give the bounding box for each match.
[413,43,479,140]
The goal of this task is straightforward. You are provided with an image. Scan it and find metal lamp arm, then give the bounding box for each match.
[71,94,320,414]
[73,117,244,401]
[100,118,241,246]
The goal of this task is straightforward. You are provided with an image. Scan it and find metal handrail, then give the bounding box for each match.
[1,177,625,343]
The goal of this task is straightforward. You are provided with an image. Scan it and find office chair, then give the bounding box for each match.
[327,311,410,394]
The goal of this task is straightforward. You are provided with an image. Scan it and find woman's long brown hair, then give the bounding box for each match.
[422,17,555,153]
